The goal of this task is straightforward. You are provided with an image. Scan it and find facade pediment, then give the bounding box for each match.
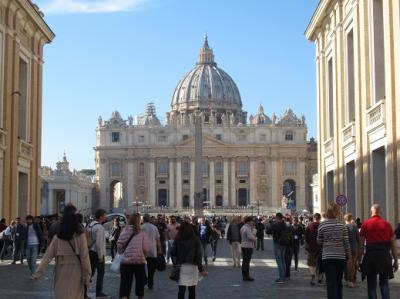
[177,134,226,147]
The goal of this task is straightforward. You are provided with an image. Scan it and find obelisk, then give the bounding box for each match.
[194,110,203,217]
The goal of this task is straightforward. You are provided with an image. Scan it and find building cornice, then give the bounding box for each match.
[4,0,55,43]
[305,0,333,41]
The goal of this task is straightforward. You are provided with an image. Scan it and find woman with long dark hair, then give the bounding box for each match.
[32,204,91,299]
[172,222,208,299]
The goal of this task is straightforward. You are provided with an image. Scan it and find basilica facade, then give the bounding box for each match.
[95,37,311,213]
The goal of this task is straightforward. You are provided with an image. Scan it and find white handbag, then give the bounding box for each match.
[110,253,123,273]
[110,231,135,273]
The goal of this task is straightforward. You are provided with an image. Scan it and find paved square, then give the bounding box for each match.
[0,238,399,298]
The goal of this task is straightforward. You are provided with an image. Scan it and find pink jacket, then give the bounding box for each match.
[117,227,149,265]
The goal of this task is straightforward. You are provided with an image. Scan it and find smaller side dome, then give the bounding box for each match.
[250,104,272,125]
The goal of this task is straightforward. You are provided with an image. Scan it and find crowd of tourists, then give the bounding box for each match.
[1,203,399,299]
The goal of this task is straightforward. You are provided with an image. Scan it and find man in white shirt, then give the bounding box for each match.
[141,214,161,290]
[85,209,109,299]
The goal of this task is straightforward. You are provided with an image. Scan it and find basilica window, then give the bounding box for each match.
[238,135,247,142]
[215,134,222,140]
[371,0,385,104]
[0,32,3,124]
[138,135,145,143]
[285,131,293,141]
[285,161,296,176]
[202,161,209,176]
[260,161,266,175]
[346,29,355,123]
[215,161,223,175]
[139,162,145,176]
[112,132,120,143]
[157,160,168,175]
[182,134,189,141]
[111,162,121,177]
[158,135,167,143]
[183,161,190,176]
[238,161,248,175]
[18,57,29,141]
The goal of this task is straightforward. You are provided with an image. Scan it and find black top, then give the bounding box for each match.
[171,236,204,273]
[270,221,287,243]
[23,223,44,249]
[256,222,265,238]
[110,226,122,242]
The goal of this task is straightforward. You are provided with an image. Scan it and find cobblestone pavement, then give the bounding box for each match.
[0,238,399,298]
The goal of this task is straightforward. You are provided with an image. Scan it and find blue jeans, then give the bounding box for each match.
[210,238,218,258]
[26,245,38,275]
[367,274,390,299]
[273,243,286,280]
[13,241,24,262]
[201,240,208,263]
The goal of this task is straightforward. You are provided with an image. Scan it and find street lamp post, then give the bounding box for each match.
[132,196,143,214]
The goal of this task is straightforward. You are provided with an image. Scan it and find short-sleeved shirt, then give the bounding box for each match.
[360,215,394,244]
[141,222,160,258]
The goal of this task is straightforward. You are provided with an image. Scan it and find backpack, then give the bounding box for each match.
[86,223,100,248]
[277,226,292,246]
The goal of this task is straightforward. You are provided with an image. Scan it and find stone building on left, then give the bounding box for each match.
[0,1,55,220]
[40,153,95,216]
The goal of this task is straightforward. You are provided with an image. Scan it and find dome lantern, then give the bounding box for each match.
[197,35,216,65]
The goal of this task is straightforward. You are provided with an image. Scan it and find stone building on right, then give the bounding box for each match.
[306,0,400,223]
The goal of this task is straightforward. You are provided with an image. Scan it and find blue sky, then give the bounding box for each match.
[36,0,320,170]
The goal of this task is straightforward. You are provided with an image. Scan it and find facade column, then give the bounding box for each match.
[48,189,54,214]
[230,159,236,206]
[149,160,156,207]
[249,158,257,205]
[169,159,175,207]
[223,159,229,207]
[209,159,215,207]
[298,158,306,210]
[176,160,182,208]
[271,157,280,210]
[190,160,195,207]
[99,158,109,209]
[127,159,135,210]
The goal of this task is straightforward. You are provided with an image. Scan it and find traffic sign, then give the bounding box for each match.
[336,194,348,206]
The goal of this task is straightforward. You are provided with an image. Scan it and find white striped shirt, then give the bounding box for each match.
[317,219,351,260]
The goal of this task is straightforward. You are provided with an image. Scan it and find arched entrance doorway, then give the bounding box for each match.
[110,180,123,208]
[283,179,296,211]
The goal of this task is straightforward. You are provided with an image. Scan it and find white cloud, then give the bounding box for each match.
[36,0,150,14]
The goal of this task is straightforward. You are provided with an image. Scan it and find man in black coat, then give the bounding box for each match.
[256,218,265,251]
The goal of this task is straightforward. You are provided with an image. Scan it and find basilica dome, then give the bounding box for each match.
[171,36,242,114]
